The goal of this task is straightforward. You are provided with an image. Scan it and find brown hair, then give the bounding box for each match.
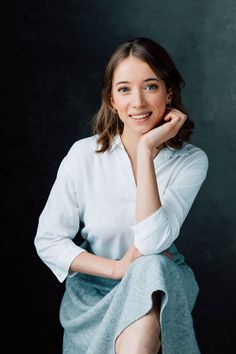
[91,37,194,153]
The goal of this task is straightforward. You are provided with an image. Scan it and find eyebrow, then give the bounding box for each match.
[115,78,160,86]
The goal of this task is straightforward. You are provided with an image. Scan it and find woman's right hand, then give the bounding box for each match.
[113,244,143,280]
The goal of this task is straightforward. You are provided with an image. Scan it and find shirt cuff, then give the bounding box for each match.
[130,207,173,255]
[54,246,87,282]
[130,207,167,240]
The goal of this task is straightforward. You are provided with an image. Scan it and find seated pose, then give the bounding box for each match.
[34,37,209,354]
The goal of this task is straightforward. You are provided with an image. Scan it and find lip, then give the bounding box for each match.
[129,111,152,117]
[129,112,152,122]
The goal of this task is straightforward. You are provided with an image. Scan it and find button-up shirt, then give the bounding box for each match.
[34,134,209,282]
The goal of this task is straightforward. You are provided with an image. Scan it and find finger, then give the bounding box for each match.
[164,112,186,123]
[167,108,186,116]
[164,114,171,121]
[165,112,187,126]
[162,251,173,259]
[165,108,187,120]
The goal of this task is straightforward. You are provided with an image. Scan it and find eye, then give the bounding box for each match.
[144,84,158,91]
[117,86,130,93]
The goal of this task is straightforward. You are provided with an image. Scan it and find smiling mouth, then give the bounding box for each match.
[129,112,152,120]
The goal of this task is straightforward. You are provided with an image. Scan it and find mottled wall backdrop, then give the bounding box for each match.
[5,1,236,353]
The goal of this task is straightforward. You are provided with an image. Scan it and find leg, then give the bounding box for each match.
[115,291,161,354]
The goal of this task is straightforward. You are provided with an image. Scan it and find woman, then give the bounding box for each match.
[34,37,209,354]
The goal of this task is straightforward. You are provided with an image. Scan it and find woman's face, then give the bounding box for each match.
[110,55,172,138]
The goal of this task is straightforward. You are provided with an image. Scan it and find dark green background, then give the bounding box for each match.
[4,1,236,353]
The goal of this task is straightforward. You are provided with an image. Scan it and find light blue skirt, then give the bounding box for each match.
[59,240,200,354]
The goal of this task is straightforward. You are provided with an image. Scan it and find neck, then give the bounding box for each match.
[120,131,140,162]
[120,131,161,161]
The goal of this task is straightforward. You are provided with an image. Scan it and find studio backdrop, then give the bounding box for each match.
[4,1,236,353]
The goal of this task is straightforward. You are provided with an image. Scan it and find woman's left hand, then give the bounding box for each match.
[114,243,143,279]
[138,108,187,153]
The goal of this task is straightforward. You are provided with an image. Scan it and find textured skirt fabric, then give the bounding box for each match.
[59,240,201,354]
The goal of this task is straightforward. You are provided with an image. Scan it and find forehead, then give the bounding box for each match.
[112,55,158,82]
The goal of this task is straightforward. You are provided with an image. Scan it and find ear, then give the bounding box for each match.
[166,89,173,105]
[110,95,117,112]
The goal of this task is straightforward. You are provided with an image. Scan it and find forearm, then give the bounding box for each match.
[135,145,161,224]
[69,251,118,279]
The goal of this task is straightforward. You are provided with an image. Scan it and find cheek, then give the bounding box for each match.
[114,98,128,112]
[152,93,168,108]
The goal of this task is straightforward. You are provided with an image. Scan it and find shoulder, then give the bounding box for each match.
[177,142,209,172]
[65,134,99,161]
[183,142,208,162]
[69,134,98,155]
[58,134,99,173]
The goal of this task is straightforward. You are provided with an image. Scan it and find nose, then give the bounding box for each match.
[131,88,146,108]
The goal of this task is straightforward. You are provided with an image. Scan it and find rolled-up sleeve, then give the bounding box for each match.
[34,150,87,283]
[131,149,209,255]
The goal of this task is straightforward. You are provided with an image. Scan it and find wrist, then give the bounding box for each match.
[137,141,153,157]
[111,260,122,280]
[137,143,158,162]
[137,136,163,159]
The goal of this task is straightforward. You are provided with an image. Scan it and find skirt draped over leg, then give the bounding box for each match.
[60,240,200,354]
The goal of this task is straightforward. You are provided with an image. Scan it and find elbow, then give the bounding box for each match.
[134,225,178,255]
[34,231,56,262]
[131,207,180,255]
[34,234,41,256]
[34,234,47,261]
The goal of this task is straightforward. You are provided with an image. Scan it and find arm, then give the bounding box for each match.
[135,108,187,225]
[34,143,142,282]
[135,144,161,224]
[132,109,208,255]
[34,148,88,282]
[70,243,142,280]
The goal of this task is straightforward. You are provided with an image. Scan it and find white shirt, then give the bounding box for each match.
[34,134,209,282]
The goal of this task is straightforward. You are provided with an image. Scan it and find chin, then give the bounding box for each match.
[133,127,151,136]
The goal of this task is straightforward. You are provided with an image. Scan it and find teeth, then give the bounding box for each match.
[131,113,150,119]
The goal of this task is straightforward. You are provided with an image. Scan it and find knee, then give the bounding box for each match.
[115,308,161,354]
[131,253,171,272]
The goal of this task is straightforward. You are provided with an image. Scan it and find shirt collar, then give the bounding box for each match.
[109,134,124,152]
[109,134,190,165]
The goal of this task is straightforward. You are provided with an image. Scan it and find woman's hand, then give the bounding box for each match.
[138,108,187,154]
[113,244,143,280]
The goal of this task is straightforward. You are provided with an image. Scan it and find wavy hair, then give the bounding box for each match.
[91,37,194,153]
